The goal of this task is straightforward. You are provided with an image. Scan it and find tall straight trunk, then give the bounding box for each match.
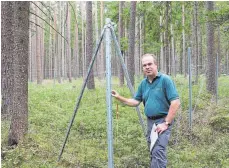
[165,2,170,74]
[66,3,72,82]
[160,14,164,72]
[1,1,14,119]
[99,1,105,79]
[182,2,186,76]
[199,23,203,73]
[86,2,95,89]
[75,2,80,78]
[41,18,45,81]
[118,1,124,86]
[135,14,140,77]
[53,10,57,84]
[31,12,37,81]
[171,24,175,76]
[217,26,221,75]
[206,1,216,95]
[127,1,136,86]
[35,2,42,84]
[94,1,98,77]
[57,2,61,83]
[61,1,65,79]
[179,38,183,74]
[49,15,52,79]
[8,1,29,146]
[80,2,86,77]
[29,14,32,82]
[140,13,144,69]
[194,1,199,83]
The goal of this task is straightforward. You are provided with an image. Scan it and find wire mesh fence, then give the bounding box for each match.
[2,20,229,166]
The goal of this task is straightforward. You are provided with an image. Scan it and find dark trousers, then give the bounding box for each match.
[147,117,173,168]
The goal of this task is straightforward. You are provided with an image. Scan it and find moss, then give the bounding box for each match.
[210,115,229,132]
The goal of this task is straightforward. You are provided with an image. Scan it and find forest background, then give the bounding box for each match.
[1,1,229,167]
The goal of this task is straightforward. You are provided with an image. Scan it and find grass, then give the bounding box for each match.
[1,75,229,168]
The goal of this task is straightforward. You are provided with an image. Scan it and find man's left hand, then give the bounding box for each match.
[155,122,168,134]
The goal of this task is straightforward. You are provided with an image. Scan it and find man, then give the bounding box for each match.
[111,53,180,168]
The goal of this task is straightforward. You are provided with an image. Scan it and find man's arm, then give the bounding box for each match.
[164,99,180,124]
[156,99,180,134]
[111,90,141,107]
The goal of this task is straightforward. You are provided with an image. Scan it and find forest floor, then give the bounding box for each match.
[1,75,229,168]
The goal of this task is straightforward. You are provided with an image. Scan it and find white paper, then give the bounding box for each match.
[150,123,158,152]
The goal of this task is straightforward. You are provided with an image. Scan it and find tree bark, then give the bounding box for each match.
[80,2,86,78]
[182,2,186,76]
[74,2,80,78]
[206,1,216,95]
[8,1,29,146]
[99,1,105,80]
[1,1,14,120]
[135,13,140,77]
[194,1,199,83]
[118,1,124,86]
[35,2,42,84]
[57,2,62,83]
[160,14,164,72]
[66,3,72,82]
[127,1,136,86]
[86,2,95,89]
[165,2,170,75]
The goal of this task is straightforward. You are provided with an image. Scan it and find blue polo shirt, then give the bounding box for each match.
[134,72,179,117]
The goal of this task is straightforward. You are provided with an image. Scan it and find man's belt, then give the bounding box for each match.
[147,115,166,120]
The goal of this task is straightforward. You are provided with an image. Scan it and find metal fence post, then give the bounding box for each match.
[188,47,192,129]
[105,18,114,168]
[216,53,218,104]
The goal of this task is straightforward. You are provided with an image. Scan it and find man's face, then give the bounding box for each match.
[142,56,158,77]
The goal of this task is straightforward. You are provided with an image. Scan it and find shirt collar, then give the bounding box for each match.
[146,71,161,83]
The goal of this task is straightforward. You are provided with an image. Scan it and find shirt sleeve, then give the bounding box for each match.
[163,75,179,102]
[134,81,143,102]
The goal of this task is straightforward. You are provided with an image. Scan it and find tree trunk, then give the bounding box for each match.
[217,26,221,75]
[8,1,29,146]
[93,1,98,77]
[99,1,105,80]
[86,2,95,89]
[80,2,86,78]
[35,2,42,84]
[40,15,44,81]
[194,1,199,83]
[57,1,62,83]
[160,14,164,72]
[171,24,175,76]
[75,2,80,78]
[118,1,124,86]
[61,1,66,79]
[206,1,216,95]
[66,3,72,82]
[1,2,14,120]
[182,2,186,76]
[199,22,203,73]
[127,1,136,86]
[165,2,170,75]
[135,14,140,77]
[49,2,53,79]
[31,10,37,81]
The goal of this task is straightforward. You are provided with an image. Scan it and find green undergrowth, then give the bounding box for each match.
[1,76,229,167]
